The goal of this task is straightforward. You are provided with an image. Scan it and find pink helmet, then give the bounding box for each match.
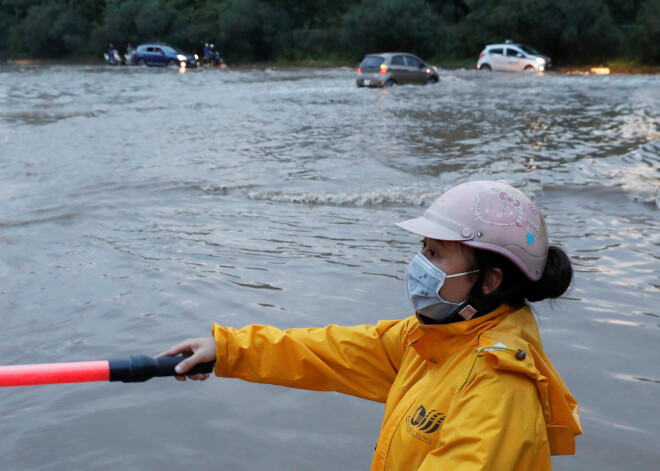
[397,181,549,280]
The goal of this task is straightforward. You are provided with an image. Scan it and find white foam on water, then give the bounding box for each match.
[247,188,441,206]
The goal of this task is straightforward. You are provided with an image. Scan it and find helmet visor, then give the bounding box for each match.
[396,211,476,241]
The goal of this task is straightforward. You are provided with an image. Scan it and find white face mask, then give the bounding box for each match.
[405,253,479,321]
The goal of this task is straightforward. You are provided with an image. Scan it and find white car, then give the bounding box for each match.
[477,42,551,72]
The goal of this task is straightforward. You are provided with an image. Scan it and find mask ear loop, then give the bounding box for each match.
[445,269,480,279]
[451,267,484,320]
[442,268,481,320]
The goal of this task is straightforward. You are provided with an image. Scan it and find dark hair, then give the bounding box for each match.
[468,246,573,311]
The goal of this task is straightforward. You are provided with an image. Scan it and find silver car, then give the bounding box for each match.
[477,42,551,72]
[356,53,439,88]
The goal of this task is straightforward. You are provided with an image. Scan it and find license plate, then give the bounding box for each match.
[363,79,371,86]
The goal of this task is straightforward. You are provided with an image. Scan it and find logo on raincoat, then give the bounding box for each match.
[406,405,445,444]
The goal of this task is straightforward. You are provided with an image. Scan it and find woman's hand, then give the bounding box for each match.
[157,337,217,381]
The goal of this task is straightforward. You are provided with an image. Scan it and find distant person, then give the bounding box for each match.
[209,44,221,66]
[106,43,120,65]
[125,43,135,65]
[203,42,210,63]
[159,180,582,470]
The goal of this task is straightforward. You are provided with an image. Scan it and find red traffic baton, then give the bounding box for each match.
[0,355,215,387]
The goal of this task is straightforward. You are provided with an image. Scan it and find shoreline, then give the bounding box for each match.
[2,57,659,75]
[555,65,660,75]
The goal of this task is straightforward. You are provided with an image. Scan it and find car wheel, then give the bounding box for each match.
[384,79,396,88]
[479,64,491,71]
[167,59,178,67]
[138,59,146,66]
[426,76,439,85]
[524,65,535,71]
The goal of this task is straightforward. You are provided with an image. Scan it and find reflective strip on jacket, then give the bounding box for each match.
[212,304,582,470]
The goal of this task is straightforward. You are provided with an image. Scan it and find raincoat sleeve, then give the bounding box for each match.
[419,368,551,470]
[212,318,413,403]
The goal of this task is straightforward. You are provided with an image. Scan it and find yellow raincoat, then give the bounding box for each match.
[212,304,582,470]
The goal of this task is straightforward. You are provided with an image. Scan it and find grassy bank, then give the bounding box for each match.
[556,61,660,75]
[3,55,659,75]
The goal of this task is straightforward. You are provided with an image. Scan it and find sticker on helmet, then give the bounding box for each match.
[474,190,524,226]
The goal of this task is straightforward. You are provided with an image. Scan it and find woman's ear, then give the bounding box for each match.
[482,268,503,294]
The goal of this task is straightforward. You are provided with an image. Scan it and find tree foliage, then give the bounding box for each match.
[216,0,291,61]
[451,0,624,63]
[341,0,444,59]
[0,0,657,64]
[635,0,660,62]
[16,1,91,55]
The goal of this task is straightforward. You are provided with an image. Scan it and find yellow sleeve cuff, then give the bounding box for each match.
[211,323,230,377]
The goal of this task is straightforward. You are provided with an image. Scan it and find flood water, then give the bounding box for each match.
[0,64,658,470]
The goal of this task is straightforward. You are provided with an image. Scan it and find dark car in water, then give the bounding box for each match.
[356,53,439,88]
[130,44,198,68]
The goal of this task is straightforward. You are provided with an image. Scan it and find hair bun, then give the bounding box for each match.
[526,246,573,302]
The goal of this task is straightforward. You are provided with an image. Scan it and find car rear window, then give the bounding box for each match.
[360,56,384,68]
[391,55,405,66]
[489,48,503,55]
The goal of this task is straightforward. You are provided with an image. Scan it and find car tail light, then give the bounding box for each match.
[479,53,484,58]
[380,64,387,75]
[357,66,361,74]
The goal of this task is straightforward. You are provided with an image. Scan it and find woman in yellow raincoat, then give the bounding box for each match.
[160,180,582,470]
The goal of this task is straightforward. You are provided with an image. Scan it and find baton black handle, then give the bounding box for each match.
[108,355,215,383]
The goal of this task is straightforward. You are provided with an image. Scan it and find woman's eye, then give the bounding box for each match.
[421,240,435,257]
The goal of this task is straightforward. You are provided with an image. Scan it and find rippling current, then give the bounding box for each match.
[0,64,658,470]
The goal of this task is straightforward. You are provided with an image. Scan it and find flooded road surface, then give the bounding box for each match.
[0,64,658,470]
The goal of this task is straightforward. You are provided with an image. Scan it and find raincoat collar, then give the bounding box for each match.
[408,304,582,455]
[412,304,513,337]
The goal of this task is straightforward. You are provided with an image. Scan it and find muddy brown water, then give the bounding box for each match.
[0,64,658,470]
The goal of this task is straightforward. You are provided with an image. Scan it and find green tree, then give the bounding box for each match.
[92,0,187,53]
[19,1,91,56]
[0,0,657,65]
[604,0,641,24]
[635,0,660,63]
[453,0,623,64]
[167,0,224,49]
[427,0,471,23]
[266,0,355,29]
[216,0,292,61]
[134,0,181,42]
[94,0,143,48]
[341,0,445,59]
